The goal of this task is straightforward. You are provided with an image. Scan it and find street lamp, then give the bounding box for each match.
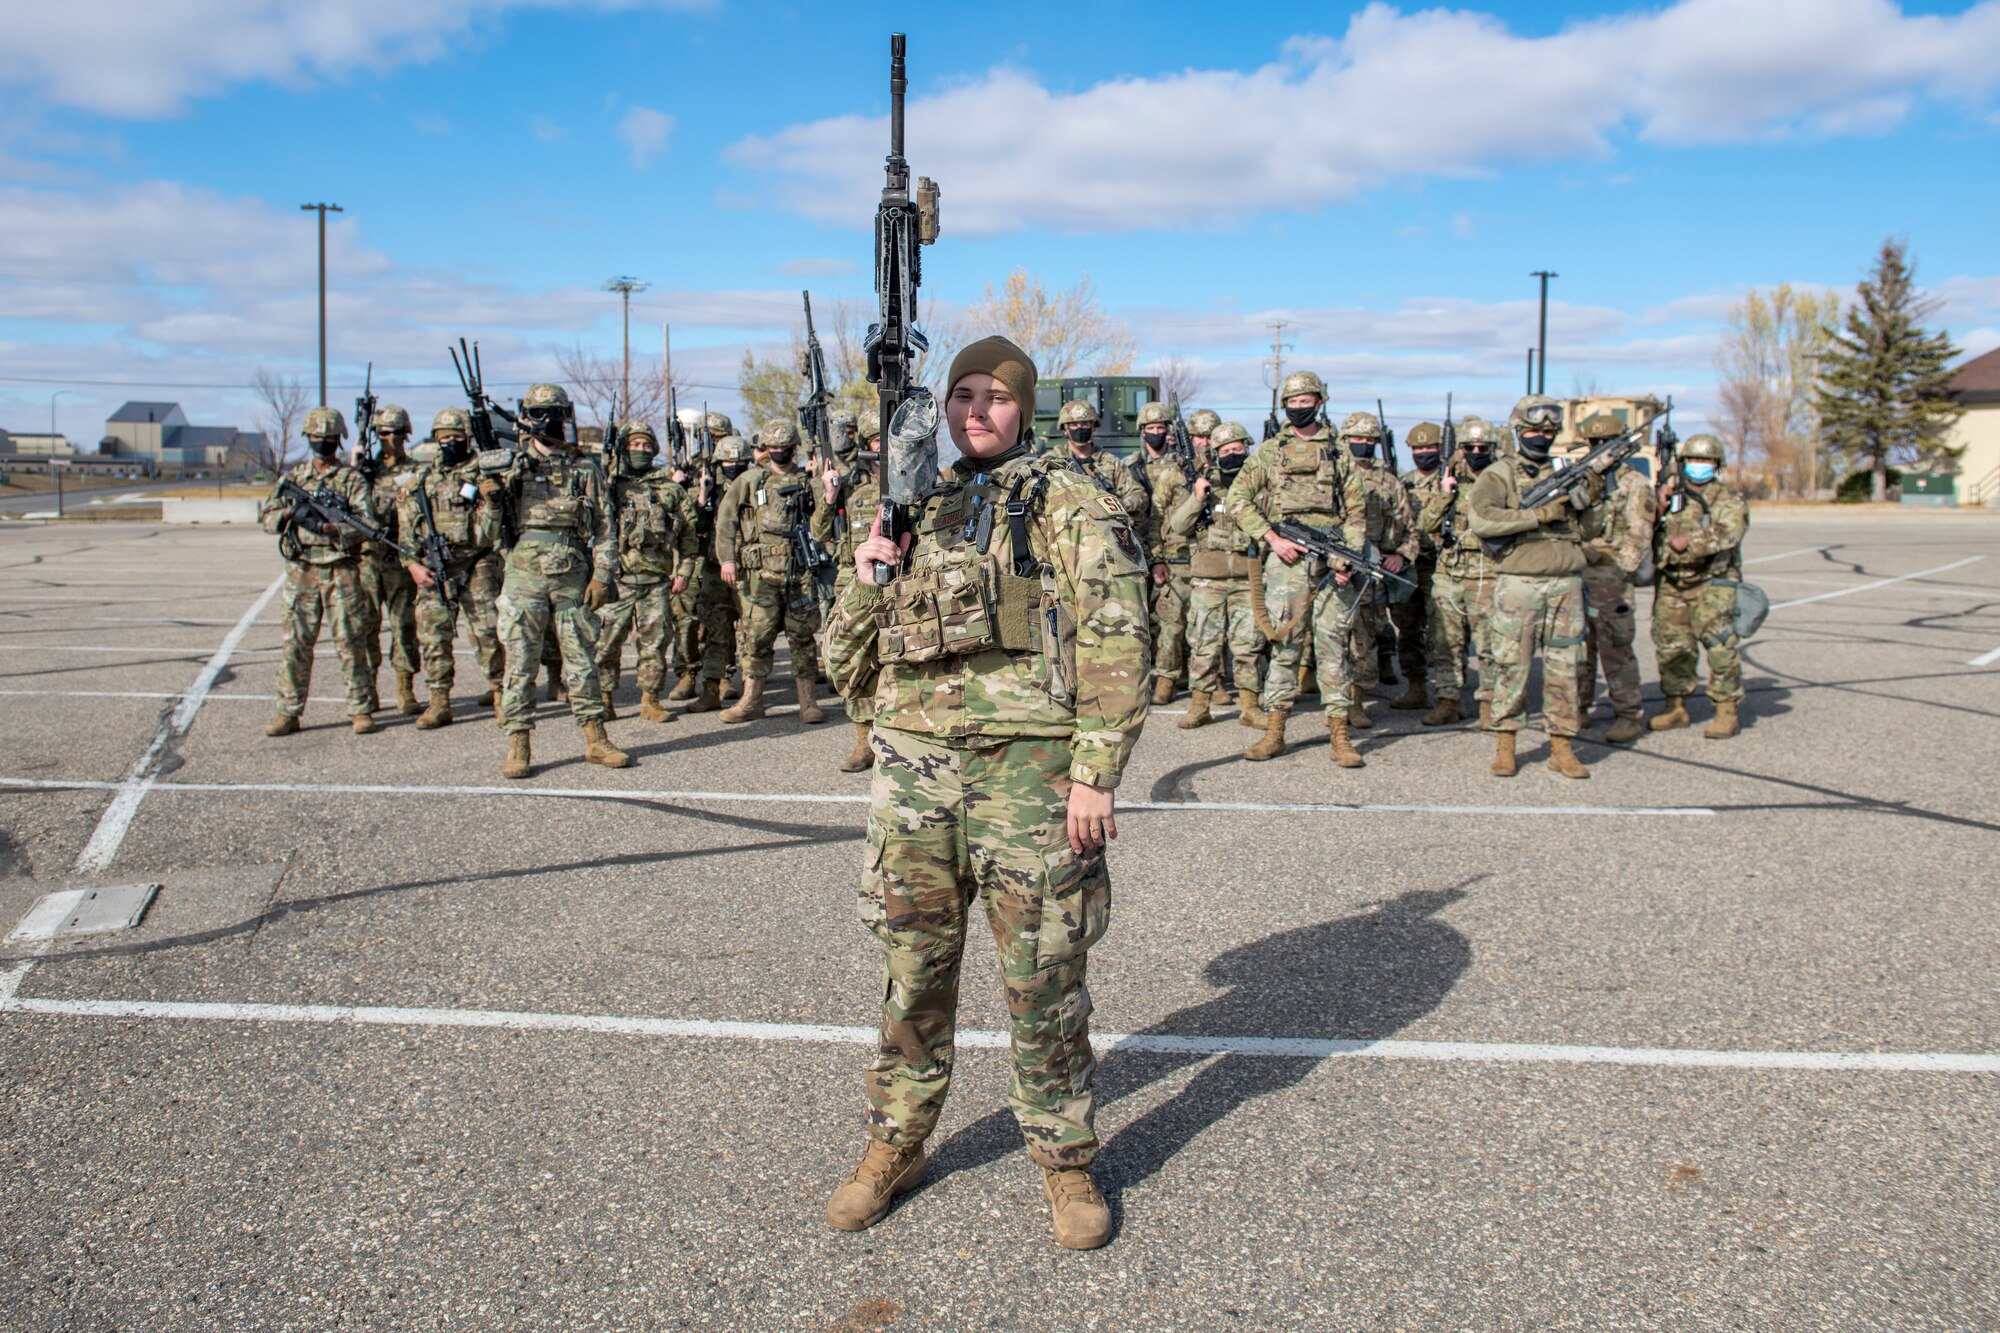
[301,202,344,405]
[50,389,70,517]
[603,276,651,419]
[1530,270,1558,396]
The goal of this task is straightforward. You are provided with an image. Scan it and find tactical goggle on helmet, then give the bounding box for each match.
[1513,401,1563,434]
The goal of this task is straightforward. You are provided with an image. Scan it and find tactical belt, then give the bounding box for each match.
[517,530,588,552]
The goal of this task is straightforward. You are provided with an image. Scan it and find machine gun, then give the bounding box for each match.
[1479,401,1673,557]
[407,480,458,612]
[1169,400,1197,483]
[862,32,941,585]
[800,291,836,470]
[1269,517,1419,607]
[449,338,523,455]
[352,363,380,479]
[274,477,414,566]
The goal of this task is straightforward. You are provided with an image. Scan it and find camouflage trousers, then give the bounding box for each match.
[275,559,372,718]
[596,576,673,694]
[414,550,503,696]
[1257,554,1355,718]
[1653,578,1743,703]
[1578,560,1643,720]
[1147,565,1190,681]
[495,542,607,733]
[831,569,874,724]
[737,567,820,682]
[1347,596,1390,691]
[358,552,420,678]
[1487,573,1586,737]
[1429,558,1499,700]
[687,568,739,681]
[1185,578,1266,696]
[1388,554,1436,687]
[860,726,1107,1168]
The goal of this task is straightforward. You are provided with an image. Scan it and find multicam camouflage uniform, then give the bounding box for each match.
[1166,425,1265,698]
[822,438,1151,1169]
[1578,461,1659,723]
[355,409,423,700]
[1392,424,1450,696]
[596,437,702,699]
[1131,411,1192,690]
[1340,418,1419,695]
[259,446,377,720]
[680,426,746,693]
[715,421,822,687]
[812,447,883,725]
[396,417,504,701]
[1653,458,1749,706]
[1418,432,1500,711]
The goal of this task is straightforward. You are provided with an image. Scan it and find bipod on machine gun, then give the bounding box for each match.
[448,337,522,548]
[862,32,942,585]
[1479,400,1674,557]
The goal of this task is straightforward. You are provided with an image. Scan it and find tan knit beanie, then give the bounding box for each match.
[945,336,1039,429]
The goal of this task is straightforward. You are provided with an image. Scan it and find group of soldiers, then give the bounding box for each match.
[256,372,1749,782]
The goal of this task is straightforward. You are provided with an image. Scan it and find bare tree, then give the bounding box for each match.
[250,367,307,471]
[554,340,667,429]
[955,270,1135,379]
[1151,355,1205,408]
[1718,283,1839,496]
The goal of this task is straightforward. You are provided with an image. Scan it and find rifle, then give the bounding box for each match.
[1376,397,1399,474]
[778,479,838,606]
[448,338,519,548]
[1263,382,1281,442]
[353,363,379,480]
[274,476,414,566]
[862,32,941,585]
[408,478,458,612]
[666,386,687,469]
[1438,392,1459,547]
[1269,517,1419,610]
[1653,398,1685,515]
[1169,400,1197,483]
[800,291,836,469]
[1479,403,1672,556]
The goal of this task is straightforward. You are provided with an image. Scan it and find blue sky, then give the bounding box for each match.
[3,0,1997,450]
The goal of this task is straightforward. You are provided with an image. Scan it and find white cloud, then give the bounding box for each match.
[728,0,2000,235]
[616,105,674,167]
[0,0,716,118]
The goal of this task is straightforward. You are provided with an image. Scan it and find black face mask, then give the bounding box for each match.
[1141,429,1168,452]
[623,450,656,475]
[1066,427,1094,446]
[1464,447,1495,472]
[1518,432,1553,463]
[1284,405,1319,429]
[437,437,470,465]
[767,448,796,467]
[1411,449,1440,472]
[1218,451,1248,477]
[720,463,749,481]
[307,437,339,460]
[1347,441,1376,462]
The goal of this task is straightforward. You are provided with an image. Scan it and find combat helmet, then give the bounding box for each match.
[1679,433,1725,463]
[523,383,571,412]
[1188,408,1222,437]
[1338,411,1384,440]
[1136,401,1174,428]
[1459,418,1502,448]
[858,414,883,445]
[432,407,471,436]
[620,421,659,448]
[302,406,348,439]
[1058,399,1099,428]
[703,411,735,437]
[373,404,411,435]
[1509,394,1563,436]
[712,435,751,463]
[1210,421,1253,449]
[760,417,801,449]
[1579,412,1624,441]
[1280,370,1328,401]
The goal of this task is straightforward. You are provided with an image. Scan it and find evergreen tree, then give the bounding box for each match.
[1816,237,1962,502]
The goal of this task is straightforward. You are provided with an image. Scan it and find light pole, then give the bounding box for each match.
[300,202,344,406]
[603,276,651,420]
[1530,270,1557,396]
[49,389,69,517]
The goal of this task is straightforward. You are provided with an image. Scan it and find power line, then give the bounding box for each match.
[0,374,736,392]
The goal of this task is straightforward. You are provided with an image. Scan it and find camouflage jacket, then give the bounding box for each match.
[1580,467,1659,579]
[822,443,1152,790]
[1466,455,1587,578]
[1131,452,1192,563]
[608,470,702,584]
[1223,423,1369,551]
[484,445,617,582]
[715,462,816,578]
[1654,482,1748,586]
[1355,461,1420,563]
[259,459,375,567]
[1057,448,1149,528]
[360,455,422,562]
[1417,461,1489,573]
[1400,465,1451,559]
[810,461,882,566]
[398,455,504,561]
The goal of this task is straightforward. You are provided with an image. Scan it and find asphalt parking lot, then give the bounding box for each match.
[2,511,1996,1331]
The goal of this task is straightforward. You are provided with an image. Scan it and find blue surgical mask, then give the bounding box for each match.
[1684,462,1716,484]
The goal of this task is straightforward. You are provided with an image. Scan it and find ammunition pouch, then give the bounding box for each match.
[877,562,1042,664]
[1189,549,1255,579]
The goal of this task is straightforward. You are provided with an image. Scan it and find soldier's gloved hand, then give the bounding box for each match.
[1534,500,1569,525]
[477,478,503,502]
[1577,471,1606,506]
[585,579,612,610]
[1583,546,1609,567]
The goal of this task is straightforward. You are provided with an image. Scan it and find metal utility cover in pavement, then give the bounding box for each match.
[6,883,159,944]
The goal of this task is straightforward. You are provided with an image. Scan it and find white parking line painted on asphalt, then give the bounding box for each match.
[1743,545,1833,566]
[1969,643,2000,668]
[1752,575,1998,600]
[0,775,1717,817]
[72,574,284,874]
[1768,556,1988,611]
[0,982,1988,1074]
[0,690,326,704]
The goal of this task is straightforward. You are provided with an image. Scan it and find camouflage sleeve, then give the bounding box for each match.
[673,484,705,582]
[714,472,749,565]
[1164,482,1208,539]
[1467,465,1540,540]
[1224,448,1276,543]
[1041,476,1152,790]
[821,577,884,701]
[1153,468,1189,547]
[334,468,373,555]
[1416,482,1454,537]
[1114,461,1150,528]
[258,471,290,533]
[1384,477,1420,561]
[809,478,839,545]
[586,467,618,582]
[1612,476,1657,577]
[394,470,425,540]
[1687,489,1749,560]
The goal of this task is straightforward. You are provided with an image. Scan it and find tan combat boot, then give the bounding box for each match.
[1151,675,1175,706]
[583,720,633,768]
[351,712,377,735]
[1490,730,1517,778]
[1547,735,1590,779]
[1604,715,1645,745]
[1390,680,1429,711]
[667,669,698,702]
[1704,699,1740,740]
[720,677,766,724]
[415,692,453,730]
[638,690,671,724]
[1177,690,1214,730]
[1477,699,1492,730]
[838,721,874,773]
[503,732,532,779]
[687,678,724,713]
[1243,710,1289,761]
[826,1139,926,1233]
[1297,664,1316,696]
[1236,690,1269,730]
[1650,695,1690,731]
[264,714,299,737]
[366,668,383,714]
[600,685,619,721]
[1327,716,1365,768]
[1043,1167,1112,1251]
[720,674,740,702]
[1346,684,1372,729]
[1422,697,1463,727]
[396,670,420,715]
[795,677,826,725]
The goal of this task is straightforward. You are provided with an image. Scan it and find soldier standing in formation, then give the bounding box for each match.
[1225,371,1377,768]
[356,404,425,717]
[1574,412,1658,744]
[1390,421,1448,715]
[260,407,379,736]
[823,336,1150,1251]
[1649,434,1749,739]
[1169,421,1268,730]
[480,382,631,778]
[594,422,701,725]
[814,414,883,772]
[1332,411,1417,734]
[716,418,826,726]
[681,419,748,712]
[1185,407,1221,469]
[1466,395,1602,779]
[1416,417,1503,728]
[399,407,505,728]
[1054,399,1150,520]
[1131,401,1191,704]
